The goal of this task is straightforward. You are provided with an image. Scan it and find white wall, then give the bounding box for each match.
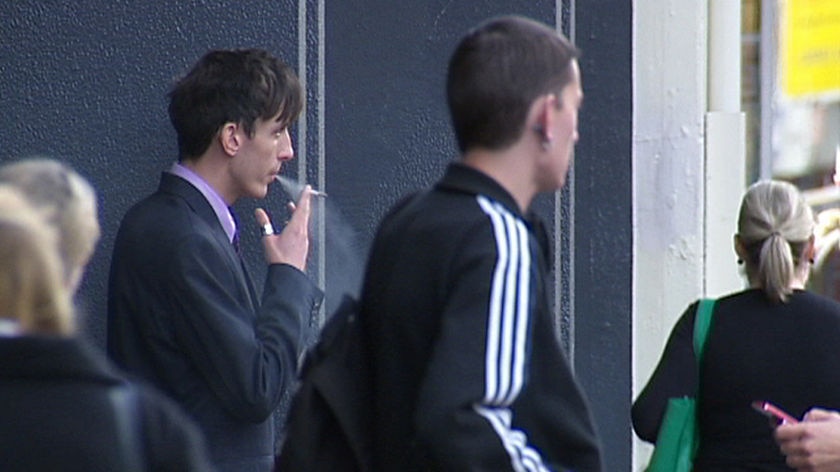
[632,0,747,469]
[632,1,708,469]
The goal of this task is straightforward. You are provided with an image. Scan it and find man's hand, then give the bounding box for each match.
[776,408,840,472]
[254,185,313,271]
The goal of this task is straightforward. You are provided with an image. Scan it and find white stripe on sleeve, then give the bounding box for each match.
[475,196,547,472]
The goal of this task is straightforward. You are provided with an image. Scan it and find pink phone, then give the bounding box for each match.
[751,401,799,425]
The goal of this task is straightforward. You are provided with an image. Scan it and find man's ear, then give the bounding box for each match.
[531,93,557,142]
[219,122,241,157]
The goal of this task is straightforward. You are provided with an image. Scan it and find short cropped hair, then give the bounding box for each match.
[0,186,74,335]
[169,48,304,160]
[0,159,100,284]
[447,15,580,154]
[737,180,815,303]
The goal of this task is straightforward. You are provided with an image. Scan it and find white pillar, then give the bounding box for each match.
[708,0,742,113]
[632,0,708,469]
[705,0,747,298]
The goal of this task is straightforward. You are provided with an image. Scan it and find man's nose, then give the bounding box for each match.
[278,131,294,161]
[279,145,294,161]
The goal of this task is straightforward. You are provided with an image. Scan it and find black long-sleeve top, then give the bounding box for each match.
[633,289,840,471]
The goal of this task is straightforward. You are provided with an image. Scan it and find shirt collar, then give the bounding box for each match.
[168,162,237,243]
[0,319,20,337]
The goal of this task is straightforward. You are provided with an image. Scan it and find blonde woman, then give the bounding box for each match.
[0,186,73,335]
[633,180,840,471]
[0,158,100,293]
[0,173,212,471]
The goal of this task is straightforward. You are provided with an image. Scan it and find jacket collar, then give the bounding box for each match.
[0,336,125,387]
[158,172,229,239]
[436,162,525,219]
[437,162,552,265]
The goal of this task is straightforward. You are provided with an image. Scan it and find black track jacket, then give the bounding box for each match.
[361,163,603,471]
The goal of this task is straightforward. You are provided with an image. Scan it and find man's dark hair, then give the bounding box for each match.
[168,48,303,160]
[447,16,580,154]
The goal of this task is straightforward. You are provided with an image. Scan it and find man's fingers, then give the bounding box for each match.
[804,408,839,422]
[288,185,312,225]
[296,185,312,215]
[254,208,274,236]
[254,207,270,225]
[776,423,801,442]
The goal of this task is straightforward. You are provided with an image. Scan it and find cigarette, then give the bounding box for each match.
[274,175,327,198]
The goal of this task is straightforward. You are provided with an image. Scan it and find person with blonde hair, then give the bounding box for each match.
[633,180,840,470]
[0,171,213,471]
[0,185,72,335]
[0,158,100,293]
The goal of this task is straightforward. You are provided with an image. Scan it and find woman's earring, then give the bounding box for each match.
[737,258,744,265]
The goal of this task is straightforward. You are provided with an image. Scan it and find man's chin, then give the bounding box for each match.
[248,186,269,200]
[538,176,566,193]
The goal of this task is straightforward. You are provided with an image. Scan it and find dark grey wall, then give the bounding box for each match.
[574,2,633,471]
[1,1,632,469]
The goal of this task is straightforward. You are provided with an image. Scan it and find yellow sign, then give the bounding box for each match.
[782,0,840,98]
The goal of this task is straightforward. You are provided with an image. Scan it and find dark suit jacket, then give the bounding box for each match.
[107,172,322,472]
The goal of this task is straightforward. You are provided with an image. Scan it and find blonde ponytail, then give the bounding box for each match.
[737,180,814,303]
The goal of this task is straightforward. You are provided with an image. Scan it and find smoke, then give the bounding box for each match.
[274,175,366,328]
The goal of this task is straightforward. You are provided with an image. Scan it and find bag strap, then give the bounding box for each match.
[692,298,716,365]
[109,384,146,472]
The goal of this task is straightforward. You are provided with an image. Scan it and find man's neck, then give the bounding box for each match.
[171,160,238,243]
[180,153,236,205]
[462,145,537,213]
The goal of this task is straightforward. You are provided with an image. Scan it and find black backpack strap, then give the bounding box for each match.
[109,384,146,472]
[277,294,373,472]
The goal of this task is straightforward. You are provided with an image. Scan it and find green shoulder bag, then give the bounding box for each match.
[645,298,715,472]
